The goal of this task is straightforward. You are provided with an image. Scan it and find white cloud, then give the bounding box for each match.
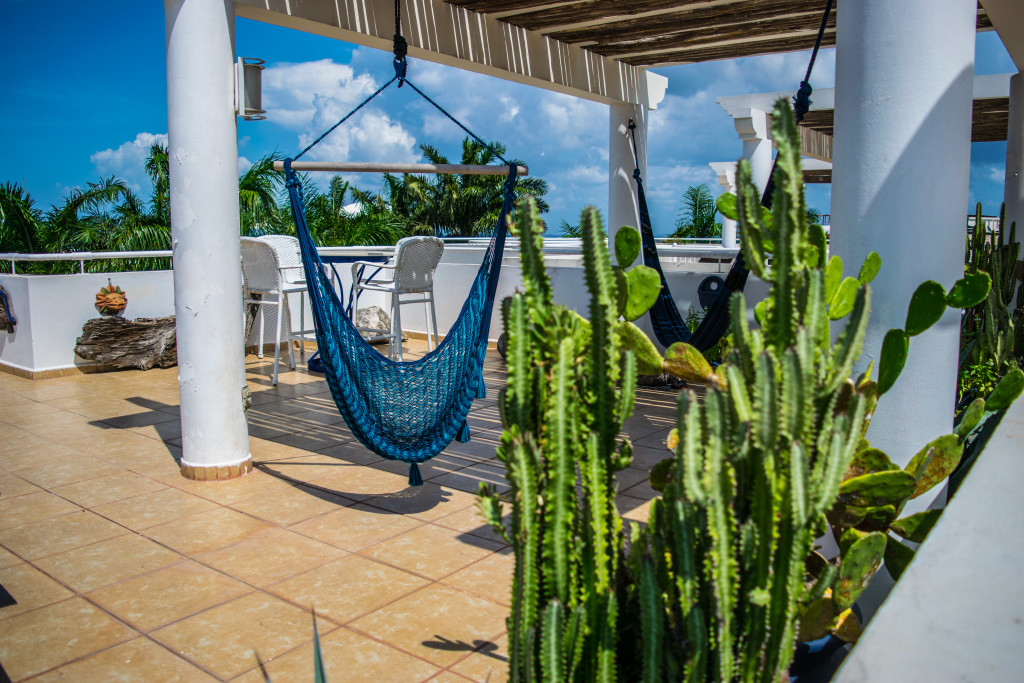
[238,156,253,175]
[90,132,168,193]
[563,165,606,184]
[261,59,378,131]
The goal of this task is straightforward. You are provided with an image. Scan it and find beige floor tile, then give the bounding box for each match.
[144,507,273,556]
[0,490,81,530]
[35,533,181,593]
[350,584,508,667]
[360,524,504,580]
[362,484,478,522]
[0,473,43,498]
[432,504,508,546]
[306,461,413,500]
[0,473,43,499]
[232,625,441,683]
[0,441,82,472]
[440,550,514,606]
[268,554,429,624]
[93,486,218,530]
[0,563,74,620]
[14,457,123,489]
[617,495,654,525]
[33,636,218,682]
[230,483,351,526]
[450,633,509,683]
[426,672,476,682]
[198,528,346,587]
[0,544,21,568]
[0,597,136,681]
[87,560,250,631]
[0,510,127,560]
[52,471,168,508]
[430,464,508,495]
[152,591,326,680]
[158,468,293,505]
[289,503,425,552]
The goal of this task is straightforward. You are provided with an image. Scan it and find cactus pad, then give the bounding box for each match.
[844,448,897,480]
[985,367,1024,412]
[883,536,915,581]
[945,271,991,309]
[615,226,642,268]
[663,342,716,385]
[905,433,961,498]
[889,509,942,544]
[616,320,663,376]
[904,280,947,336]
[835,531,885,611]
[828,277,861,320]
[876,329,909,396]
[954,398,986,438]
[838,471,917,507]
[857,252,881,285]
[624,265,662,322]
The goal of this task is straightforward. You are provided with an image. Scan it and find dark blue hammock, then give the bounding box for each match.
[286,164,514,486]
[634,0,832,352]
[281,43,521,485]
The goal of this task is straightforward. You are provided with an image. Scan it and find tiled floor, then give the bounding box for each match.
[0,342,676,682]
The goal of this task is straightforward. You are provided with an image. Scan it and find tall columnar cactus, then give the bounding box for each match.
[477,198,659,681]
[959,203,1021,391]
[629,100,879,681]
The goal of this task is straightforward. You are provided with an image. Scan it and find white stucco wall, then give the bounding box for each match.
[0,271,175,374]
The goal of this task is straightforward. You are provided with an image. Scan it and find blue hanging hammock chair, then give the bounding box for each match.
[632,0,833,352]
[281,28,521,486]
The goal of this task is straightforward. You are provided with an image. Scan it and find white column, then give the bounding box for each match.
[830,0,975,618]
[609,103,648,264]
[710,162,738,247]
[1006,73,1023,250]
[732,108,773,198]
[165,0,251,480]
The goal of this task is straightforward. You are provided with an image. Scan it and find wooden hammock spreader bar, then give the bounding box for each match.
[273,161,528,176]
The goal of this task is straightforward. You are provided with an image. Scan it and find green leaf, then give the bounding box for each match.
[838,471,917,507]
[624,265,662,321]
[876,329,909,396]
[905,281,947,336]
[889,509,943,544]
[663,342,715,385]
[945,271,991,308]
[884,536,915,581]
[857,252,881,285]
[615,225,641,268]
[904,434,962,498]
[716,192,738,220]
[828,277,861,320]
[835,531,886,611]
[824,255,843,303]
[985,367,1024,412]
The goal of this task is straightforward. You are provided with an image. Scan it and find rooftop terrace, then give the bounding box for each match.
[0,341,675,682]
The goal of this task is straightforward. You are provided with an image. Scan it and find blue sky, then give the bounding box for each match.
[0,1,1017,235]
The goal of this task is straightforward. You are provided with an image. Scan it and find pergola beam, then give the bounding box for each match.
[234,0,667,107]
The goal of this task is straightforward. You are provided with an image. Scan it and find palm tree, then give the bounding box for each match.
[670,183,722,239]
[238,154,285,236]
[385,138,549,237]
[0,182,43,257]
[144,142,170,225]
[301,175,411,247]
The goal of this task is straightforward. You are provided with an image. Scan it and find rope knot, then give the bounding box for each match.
[793,80,813,122]
[632,168,641,181]
[393,34,408,85]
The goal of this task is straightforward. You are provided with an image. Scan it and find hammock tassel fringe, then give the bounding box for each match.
[407,462,423,487]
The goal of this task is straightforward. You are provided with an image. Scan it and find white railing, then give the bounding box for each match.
[0,250,174,274]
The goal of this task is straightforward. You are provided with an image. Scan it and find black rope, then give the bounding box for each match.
[393,0,408,84]
[792,0,834,123]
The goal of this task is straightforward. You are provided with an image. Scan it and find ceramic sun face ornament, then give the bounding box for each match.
[95,279,128,316]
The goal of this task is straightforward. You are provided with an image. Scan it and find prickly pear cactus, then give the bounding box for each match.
[478,198,658,682]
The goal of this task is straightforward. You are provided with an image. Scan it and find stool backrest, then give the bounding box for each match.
[240,237,280,294]
[258,235,305,285]
[392,236,444,293]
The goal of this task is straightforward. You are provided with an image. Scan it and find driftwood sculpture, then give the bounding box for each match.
[75,316,177,370]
